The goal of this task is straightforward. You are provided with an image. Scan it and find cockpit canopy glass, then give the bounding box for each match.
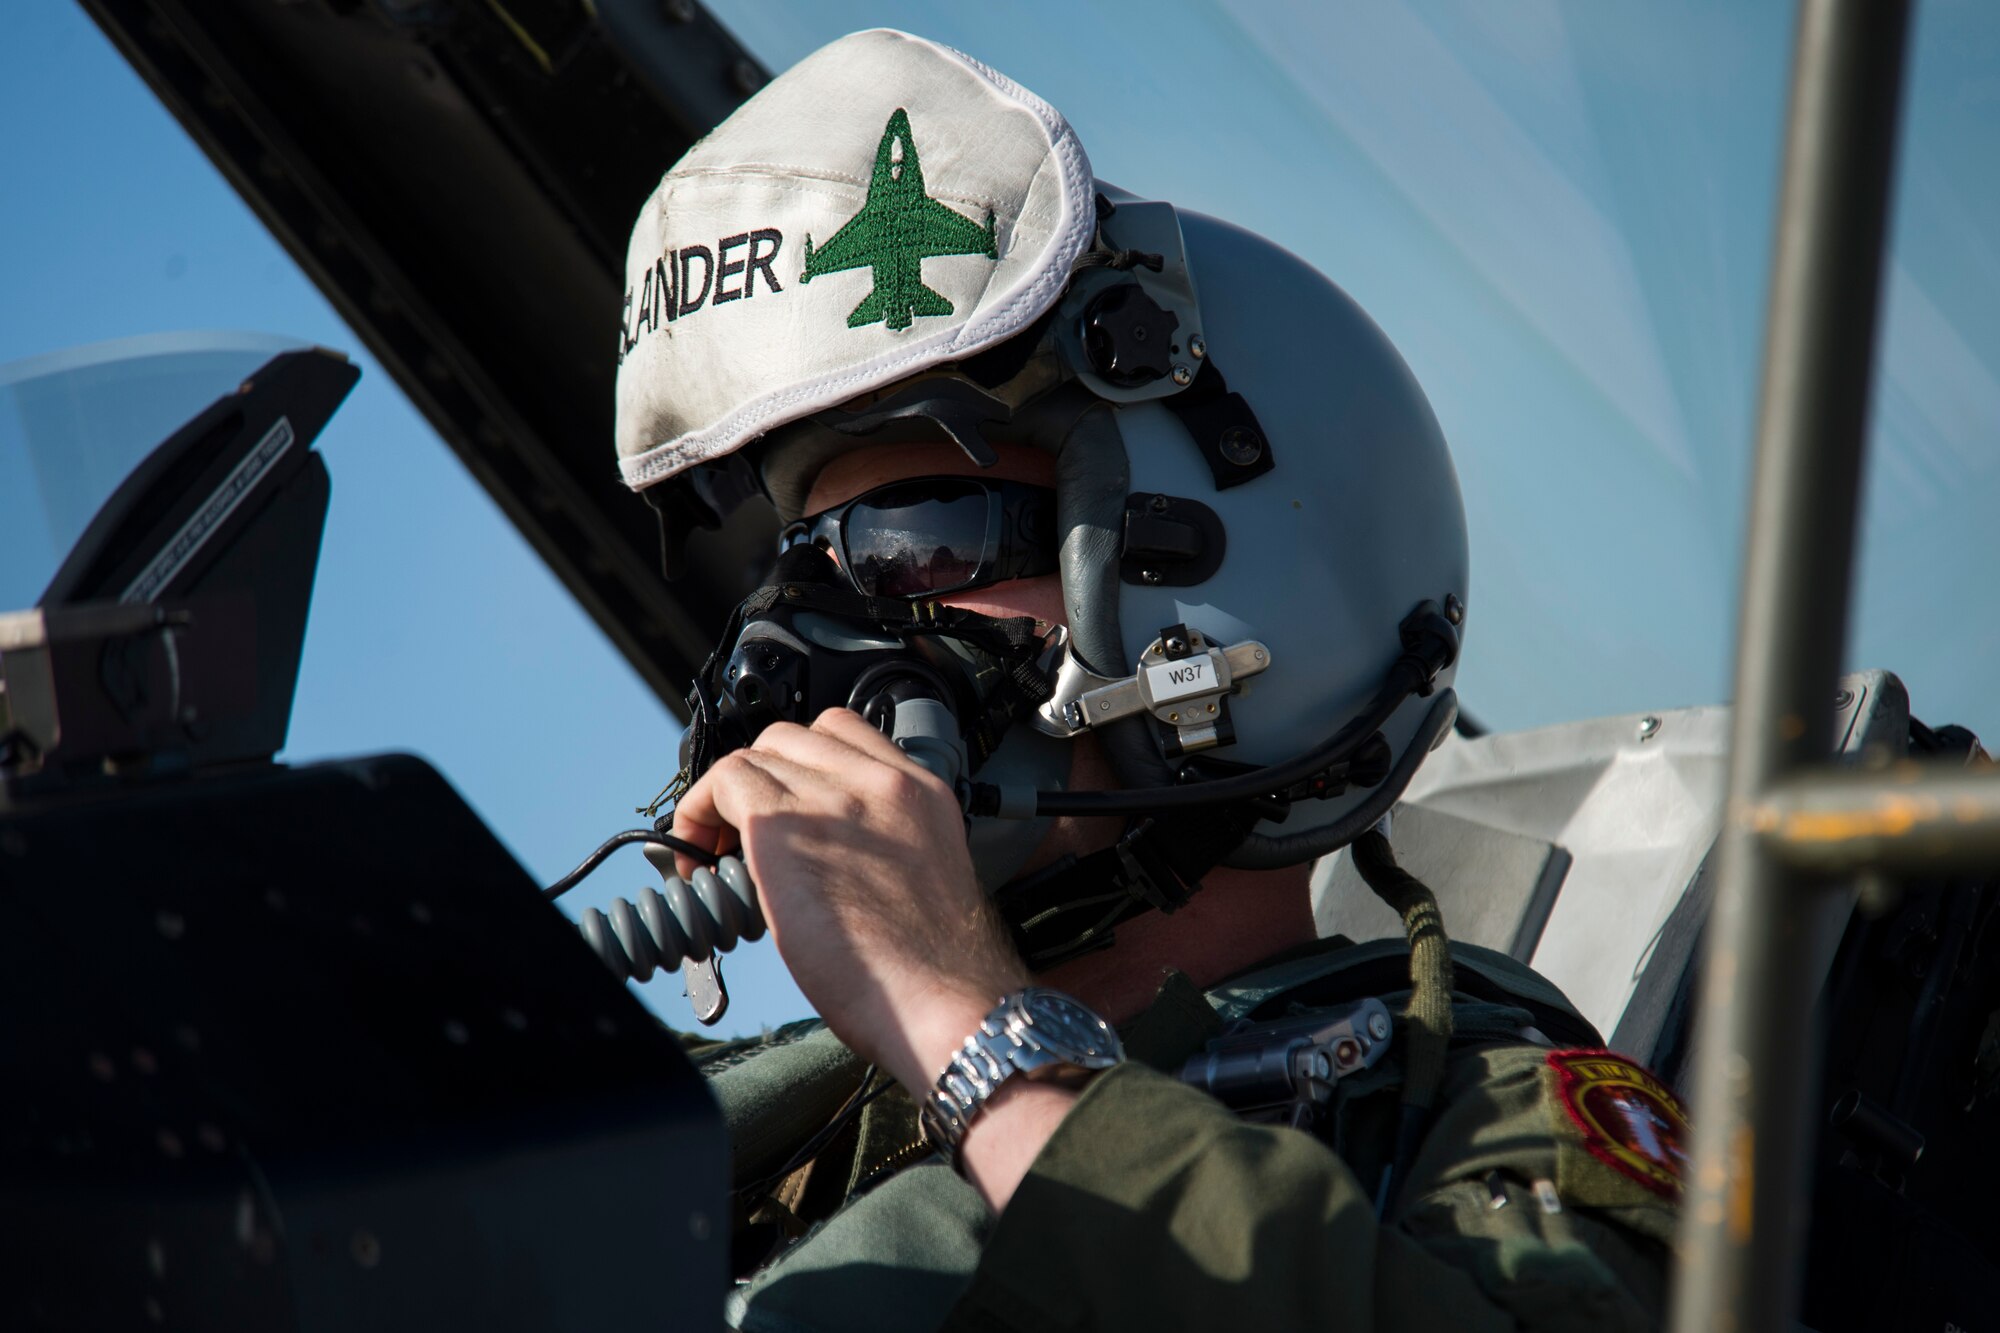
[0,331,308,613]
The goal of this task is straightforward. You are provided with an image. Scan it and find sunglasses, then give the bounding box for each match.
[782,477,1059,599]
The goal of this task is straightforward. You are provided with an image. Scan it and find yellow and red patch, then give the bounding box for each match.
[1546,1049,1690,1198]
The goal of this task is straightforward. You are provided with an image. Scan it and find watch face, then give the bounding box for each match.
[1019,989,1123,1066]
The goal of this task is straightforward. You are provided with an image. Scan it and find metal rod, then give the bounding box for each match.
[1753,765,2000,873]
[1670,3,1912,1331]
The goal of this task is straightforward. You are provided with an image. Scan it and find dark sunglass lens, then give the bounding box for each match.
[841,479,992,597]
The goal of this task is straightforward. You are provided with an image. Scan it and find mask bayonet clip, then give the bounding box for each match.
[1034,624,1271,755]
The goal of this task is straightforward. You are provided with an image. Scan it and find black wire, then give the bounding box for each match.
[736,1065,896,1201]
[542,828,720,901]
[1223,692,1455,869]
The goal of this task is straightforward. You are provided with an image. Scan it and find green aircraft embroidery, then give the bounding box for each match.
[799,108,998,331]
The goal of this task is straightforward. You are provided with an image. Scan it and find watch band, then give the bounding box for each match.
[918,987,1122,1170]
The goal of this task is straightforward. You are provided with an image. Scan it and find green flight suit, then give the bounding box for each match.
[701,937,1679,1333]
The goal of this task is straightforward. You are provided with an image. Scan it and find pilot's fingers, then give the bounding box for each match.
[747,717,879,775]
[664,816,740,881]
[673,747,850,847]
[809,705,944,780]
[755,713,946,802]
[668,750,789,877]
[751,713,955,813]
[665,809,722,883]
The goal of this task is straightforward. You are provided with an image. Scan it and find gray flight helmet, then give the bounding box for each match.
[1040,196,1467,866]
[740,187,1467,877]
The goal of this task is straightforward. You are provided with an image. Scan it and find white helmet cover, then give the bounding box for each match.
[615,29,1096,490]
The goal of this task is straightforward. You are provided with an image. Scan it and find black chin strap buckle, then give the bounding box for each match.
[996,814,1228,970]
[1112,818,1200,915]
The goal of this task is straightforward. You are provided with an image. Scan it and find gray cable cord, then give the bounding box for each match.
[576,856,764,984]
[557,697,967,989]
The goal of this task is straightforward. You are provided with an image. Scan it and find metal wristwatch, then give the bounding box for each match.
[918,987,1124,1168]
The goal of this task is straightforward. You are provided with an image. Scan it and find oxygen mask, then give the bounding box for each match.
[687,530,1058,794]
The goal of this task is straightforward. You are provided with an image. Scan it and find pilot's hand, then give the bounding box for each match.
[671,708,1094,1209]
[669,708,1028,1100]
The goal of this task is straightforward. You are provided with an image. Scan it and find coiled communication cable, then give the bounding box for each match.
[543,829,766,984]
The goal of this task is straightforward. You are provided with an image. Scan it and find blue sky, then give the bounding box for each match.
[5,1,1998,1034]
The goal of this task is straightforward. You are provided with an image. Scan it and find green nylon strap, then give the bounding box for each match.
[1352,830,1455,1116]
[1203,937,1600,1048]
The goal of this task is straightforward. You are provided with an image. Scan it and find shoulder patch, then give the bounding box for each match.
[1545,1049,1690,1198]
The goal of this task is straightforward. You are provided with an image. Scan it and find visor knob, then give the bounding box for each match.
[1082,285,1180,387]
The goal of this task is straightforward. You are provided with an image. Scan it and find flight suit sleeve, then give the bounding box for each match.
[943,1050,1674,1333]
